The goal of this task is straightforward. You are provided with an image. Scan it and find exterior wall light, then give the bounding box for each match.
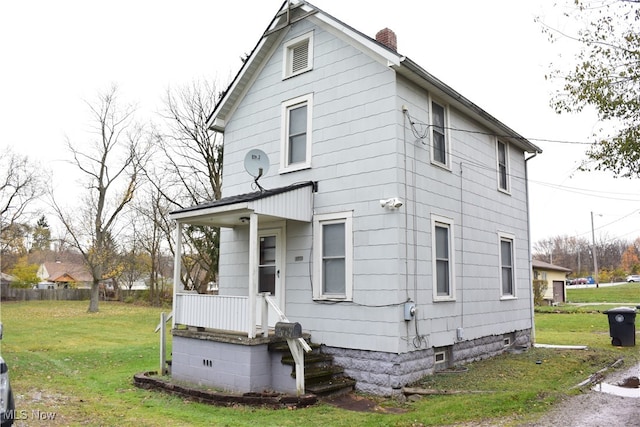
[380,198,403,209]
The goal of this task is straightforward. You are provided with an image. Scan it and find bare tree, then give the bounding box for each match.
[147,79,222,292]
[0,150,45,231]
[52,85,149,312]
[0,150,45,270]
[132,184,173,305]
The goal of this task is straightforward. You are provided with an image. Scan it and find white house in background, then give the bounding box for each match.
[168,0,542,396]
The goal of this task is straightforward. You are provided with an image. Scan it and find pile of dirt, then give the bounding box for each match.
[323,393,408,414]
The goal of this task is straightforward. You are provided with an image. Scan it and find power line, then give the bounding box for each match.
[405,113,598,146]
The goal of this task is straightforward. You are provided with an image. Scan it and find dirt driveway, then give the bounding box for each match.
[328,362,640,427]
[517,362,640,427]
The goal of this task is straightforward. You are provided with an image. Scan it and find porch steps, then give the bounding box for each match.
[269,339,355,397]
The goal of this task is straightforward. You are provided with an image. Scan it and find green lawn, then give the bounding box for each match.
[0,299,638,426]
[567,282,640,304]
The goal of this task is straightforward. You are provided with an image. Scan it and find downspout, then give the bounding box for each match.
[524,151,539,344]
[402,108,410,302]
[459,162,464,336]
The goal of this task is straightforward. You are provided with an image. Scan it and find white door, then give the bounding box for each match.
[258,228,284,326]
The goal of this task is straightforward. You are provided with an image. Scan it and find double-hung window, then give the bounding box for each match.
[283,31,314,79]
[313,212,353,300]
[432,215,455,301]
[280,94,313,173]
[499,233,516,298]
[497,140,510,192]
[430,100,449,167]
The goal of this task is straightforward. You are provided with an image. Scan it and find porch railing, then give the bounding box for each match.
[174,292,290,338]
[174,293,250,333]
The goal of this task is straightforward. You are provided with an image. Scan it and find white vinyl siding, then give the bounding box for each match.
[430,100,450,168]
[216,19,534,354]
[313,212,353,301]
[497,140,510,192]
[283,31,314,79]
[280,94,313,173]
[432,215,455,301]
[499,232,516,298]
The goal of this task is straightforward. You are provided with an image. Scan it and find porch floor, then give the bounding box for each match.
[172,326,310,346]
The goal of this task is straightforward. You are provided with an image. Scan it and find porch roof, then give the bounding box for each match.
[169,181,317,227]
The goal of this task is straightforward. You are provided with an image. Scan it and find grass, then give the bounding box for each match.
[566,282,640,304]
[0,296,638,426]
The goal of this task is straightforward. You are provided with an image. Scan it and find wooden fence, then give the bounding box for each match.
[0,284,149,302]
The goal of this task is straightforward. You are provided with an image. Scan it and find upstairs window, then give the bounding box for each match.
[430,100,449,168]
[497,140,510,192]
[283,31,314,79]
[280,94,313,173]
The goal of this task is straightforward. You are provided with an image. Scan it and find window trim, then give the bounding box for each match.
[282,31,314,79]
[431,214,456,301]
[313,211,353,301]
[429,98,451,170]
[496,139,510,193]
[280,94,313,173]
[498,232,517,299]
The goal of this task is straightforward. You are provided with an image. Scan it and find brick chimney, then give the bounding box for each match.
[375,28,397,51]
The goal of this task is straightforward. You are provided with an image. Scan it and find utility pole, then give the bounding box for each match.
[591,211,599,288]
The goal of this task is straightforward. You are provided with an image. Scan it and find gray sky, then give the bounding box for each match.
[1,0,638,246]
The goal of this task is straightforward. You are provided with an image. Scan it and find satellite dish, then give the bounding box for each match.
[244,149,270,191]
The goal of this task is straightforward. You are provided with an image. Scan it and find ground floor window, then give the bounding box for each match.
[499,233,516,298]
[313,212,353,300]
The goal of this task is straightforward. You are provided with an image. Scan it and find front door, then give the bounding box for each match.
[258,228,284,325]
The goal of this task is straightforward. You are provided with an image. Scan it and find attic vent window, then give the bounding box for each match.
[283,31,314,79]
[292,42,308,73]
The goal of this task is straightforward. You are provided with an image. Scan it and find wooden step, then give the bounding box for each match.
[305,376,356,397]
[280,352,333,367]
[269,335,357,397]
[268,339,318,353]
[298,365,345,383]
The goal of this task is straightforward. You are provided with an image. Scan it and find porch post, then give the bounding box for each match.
[248,212,259,338]
[171,222,183,328]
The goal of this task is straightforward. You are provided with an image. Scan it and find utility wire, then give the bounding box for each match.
[405,114,602,146]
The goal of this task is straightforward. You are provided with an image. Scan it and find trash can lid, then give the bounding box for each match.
[603,306,637,314]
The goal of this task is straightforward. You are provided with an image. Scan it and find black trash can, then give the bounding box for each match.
[603,307,636,346]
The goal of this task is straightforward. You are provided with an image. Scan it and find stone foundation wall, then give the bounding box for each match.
[321,328,532,396]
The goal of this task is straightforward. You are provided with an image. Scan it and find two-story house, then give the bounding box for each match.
[168,0,541,396]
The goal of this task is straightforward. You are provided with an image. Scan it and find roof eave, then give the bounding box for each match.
[396,57,542,154]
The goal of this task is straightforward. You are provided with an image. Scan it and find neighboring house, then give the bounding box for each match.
[37,262,93,289]
[0,273,15,286]
[532,259,570,305]
[168,0,542,396]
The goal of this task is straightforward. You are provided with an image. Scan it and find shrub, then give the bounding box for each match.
[532,279,548,306]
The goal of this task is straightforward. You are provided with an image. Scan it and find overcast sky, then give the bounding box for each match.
[1,0,638,247]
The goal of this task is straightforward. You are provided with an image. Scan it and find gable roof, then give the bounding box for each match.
[41,262,93,283]
[207,0,542,155]
[0,272,16,284]
[532,259,571,273]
